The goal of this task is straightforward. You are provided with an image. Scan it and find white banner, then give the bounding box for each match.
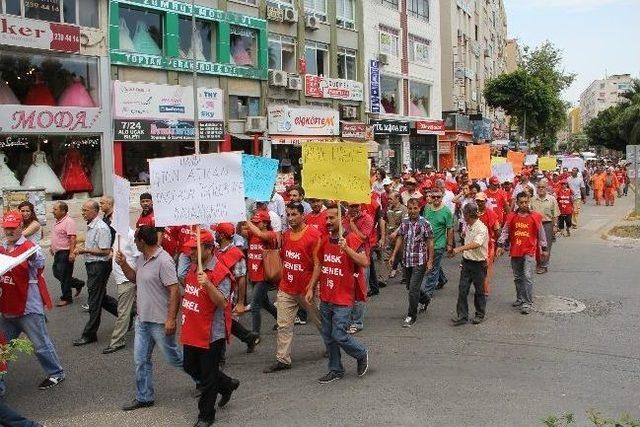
[113,81,224,121]
[524,154,538,166]
[112,175,131,238]
[559,156,585,172]
[149,153,246,227]
[268,105,339,136]
[491,162,515,183]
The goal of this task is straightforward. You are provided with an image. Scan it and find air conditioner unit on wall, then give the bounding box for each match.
[341,106,358,119]
[287,75,302,91]
[284,8,298,23]
[378,53,389,65]
[305,15,319,30]
[245,116,267,133]
[268,69,288,87]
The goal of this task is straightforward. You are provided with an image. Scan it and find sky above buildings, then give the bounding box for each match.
[504,0,640,105]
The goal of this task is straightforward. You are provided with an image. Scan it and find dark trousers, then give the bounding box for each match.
[369,251,380,293]
[231,320,253,343]
[52,250,84,302]
[82,261,117,339]
[456,259,488,320]
[405,264,427,319]
[183,339,234,423]
[250,281,277,335]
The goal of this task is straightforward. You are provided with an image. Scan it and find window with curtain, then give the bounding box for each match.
[305,0,327,21]
[337,48,356,80]
[337,0,355,29]
[409,81,431,117]
[305,41,329,76]
[268,34,296,72]
[380,75,400,114]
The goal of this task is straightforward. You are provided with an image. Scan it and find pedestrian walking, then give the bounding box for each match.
[389,198,434,328]
[556,180,574,237]
[181,230,240,427]
[384,192,407,279]
[497,192,548,315]
[115,226,184,411]
[50,201,84,306]
[18,201,42,244]
[73,200,117,346]
[568,168,586,227]
[99,195,116,246]
[530,182,559,274]
[102,228,139,354]
[475,193,499,295]
[422,188,454,302]
[317,205,369,384]
[450,203,489,326]
[264,202,322,373]
[135,193,163,243]
[0,211,65,393]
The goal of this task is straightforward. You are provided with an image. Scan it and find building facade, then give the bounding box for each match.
[504,37,520,73]
[362,0,443,174]
[0,0,112,196]
[579,73,634,125]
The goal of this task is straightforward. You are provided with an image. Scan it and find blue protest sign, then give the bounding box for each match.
[242,154,279,202]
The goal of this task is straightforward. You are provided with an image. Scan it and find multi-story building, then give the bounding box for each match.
[504,38,520,73]
[579,74,634,125]
[362,0,443,174]
[439,0,507,167]
[568,106,582,134]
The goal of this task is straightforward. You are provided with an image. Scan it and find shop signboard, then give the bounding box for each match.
[416,120,445,135]
[304,75,363,101]
[268,105,339,136]
[370,119,409,135]
[113,81,224,122]
[114,119,224,141]
[438,140,451,154]
[0,13,80,53]
[369,60,381,113]
[341,123,374,140]
[0,105,103,134]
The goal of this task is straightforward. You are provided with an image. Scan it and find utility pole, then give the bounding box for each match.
[192,0,200,155]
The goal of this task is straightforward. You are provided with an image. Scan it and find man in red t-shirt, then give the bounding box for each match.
[496,191,548,315]
[264,202,322,373]
[316,205,370,383]
[135,193,163,244]
[475,193,500,296]
[484,176,511,225]
[304,199,327,235]
[556,180,574,236]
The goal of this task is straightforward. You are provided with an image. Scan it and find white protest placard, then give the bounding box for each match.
[491,162,515,183]
[149,153,246,226]
[0,245,37,276]
[525,154,538,166]
[112,175,131,238]
[560,156,585,172]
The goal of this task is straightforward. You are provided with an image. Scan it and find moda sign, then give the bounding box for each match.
[0,106,102,133]
[0,14,80,53]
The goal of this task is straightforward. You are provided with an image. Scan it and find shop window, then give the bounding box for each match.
[230,25,258,67]
[4,0,99,28]
[380,75,400,114]
[118,5,163,56]
[304,41,328,76]
[337,48,356,81]
[0,49,100,107]
[409,35,430,65]
[304,0,327,22]
[336,0,355,29]
[409,81,431,117]
[268,34,296,72]
[229,95,259,120]
[178,18,215,62]
[379,26,399,57]
[121,140,194,185]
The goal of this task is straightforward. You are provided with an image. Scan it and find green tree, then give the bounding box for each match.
[584,105,626,151]
[617,79,640,146]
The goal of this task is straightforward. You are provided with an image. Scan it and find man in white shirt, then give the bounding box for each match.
[512,172,536,199]
[103,228,140,354]
[435,179,455,214]
[268,190,287,231]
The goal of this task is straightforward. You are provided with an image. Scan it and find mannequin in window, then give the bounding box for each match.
[231,36,253,66]
[132,21,161,56]
[0,151,20,189]
[22,150,65,195]
[0,74,19,104]
[60,149,93,193]
[58,76,96,108]
[119,17,135,51]
[23,72,56,106]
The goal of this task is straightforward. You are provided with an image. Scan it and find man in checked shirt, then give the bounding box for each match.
[389,198,434,328]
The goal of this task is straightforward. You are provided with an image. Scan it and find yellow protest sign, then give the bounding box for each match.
[302,142,370,203]
[538,156,557,171]
[466,144,492,179]
[491,156,507,165]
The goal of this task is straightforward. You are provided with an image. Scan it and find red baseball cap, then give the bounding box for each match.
[251,210,271,224]
[489,176,500,185]
[184,229,215,248]
[212,222,235,238]
[2,211,23,228]
[521,171,531,178]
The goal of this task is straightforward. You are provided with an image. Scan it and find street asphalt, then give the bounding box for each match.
[4,194,640,427]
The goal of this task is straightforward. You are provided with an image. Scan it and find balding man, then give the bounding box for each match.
[99,195,116,246]
[73,200,117,346]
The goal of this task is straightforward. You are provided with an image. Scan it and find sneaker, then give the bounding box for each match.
[418,297,430,313]
[347,325,362,335]
[246,334,260,354]
[263,361,292,374]
[402,316,415,328]
[357,352,368,377]
[81,303,89,312]
[389,269,397,278]
[471,315,485,324]
[436,279,448,290]
[318,371,344,384]
[38,376,64,390]
[122,399,154,411]
[520,305,531,315]
[294,316,307,325]
[451,317,468,326]
[512,300,523,308]
[218,378,240,407]
[378,281,387,288]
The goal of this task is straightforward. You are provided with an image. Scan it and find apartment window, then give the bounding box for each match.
[408,0,429,21]
[337,0,355,29]
[305,41,329,76]
[229,95,260,120]
[231,0,258,5]
[230,25,258,67]
[409,81,431,117]
[305,0,327,22]
[268,34,296,72]
[380,75,401,114]
[3,0,99,28]
[409,36,430,65]
[379,0,399,8]
[337,48,357,80]
[379,26,399,57]
[178,18,215,62]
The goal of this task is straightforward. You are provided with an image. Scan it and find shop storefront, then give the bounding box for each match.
[370,119,409,176]
[411,119,445,171]
[268,105,339,182]
[112,80,224,184]
[0,11,110,198]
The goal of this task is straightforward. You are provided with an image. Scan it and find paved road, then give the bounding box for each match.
[5,195,640,426]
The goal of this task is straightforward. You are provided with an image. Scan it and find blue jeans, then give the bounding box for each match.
[421,248,447,300]
[251,281,277,335]
[0,399,40,427]
[350,266,369,329]
[134,319,183,403]
[320,302,367,374]
[0,314,64,396]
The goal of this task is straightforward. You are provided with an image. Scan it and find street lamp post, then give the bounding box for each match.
[192,0,200,155]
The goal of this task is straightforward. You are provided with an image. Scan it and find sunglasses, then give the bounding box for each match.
[431,195,442,199]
